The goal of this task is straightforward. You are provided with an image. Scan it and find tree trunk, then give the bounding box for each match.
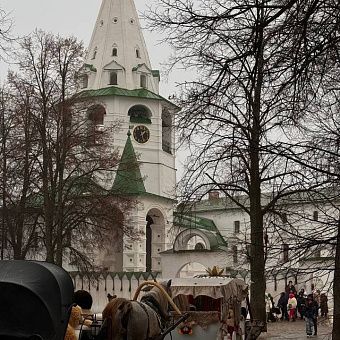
[249,153,266,327]
[249,3,266,327]
[332,219,340,339]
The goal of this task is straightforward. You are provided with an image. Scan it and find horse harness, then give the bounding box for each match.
[136,297,166,340]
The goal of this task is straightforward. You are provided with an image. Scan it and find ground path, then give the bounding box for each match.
[258,318,332,339]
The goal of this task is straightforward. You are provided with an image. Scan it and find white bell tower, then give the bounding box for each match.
[80,0,178,272]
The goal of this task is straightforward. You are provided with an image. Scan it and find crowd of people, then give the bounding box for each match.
[266,281,329,337]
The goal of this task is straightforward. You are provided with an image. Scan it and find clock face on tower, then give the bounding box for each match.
[133,125,150,144]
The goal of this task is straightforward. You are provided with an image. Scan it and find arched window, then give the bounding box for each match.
[195,242,205,250]
[109,71,118,85]
[81,74,88,89]
[162,108,172,154]
[140,74,147,88]
[136,49,141,58]
[128,105,152,124]
[112,48,118,57]
[87,105,106,145]
[146,215,153,272]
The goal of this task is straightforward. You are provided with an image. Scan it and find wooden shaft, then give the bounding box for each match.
[133,280,182,315]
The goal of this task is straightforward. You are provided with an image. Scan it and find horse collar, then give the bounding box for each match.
[141,295,168,321]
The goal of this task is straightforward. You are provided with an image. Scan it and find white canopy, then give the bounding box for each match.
[170,277,248,301]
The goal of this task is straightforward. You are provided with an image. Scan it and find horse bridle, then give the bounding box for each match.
[136,300,164,340]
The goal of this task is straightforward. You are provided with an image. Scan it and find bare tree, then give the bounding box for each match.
[288,86,340,339]
[0,31,136,272]
[0,7,14,61]
[0,82,42,260]
[146,0,340,326]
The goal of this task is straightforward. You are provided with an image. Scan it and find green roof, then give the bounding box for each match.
[131,64,160,80]
[111,132,146,195]
[174,212,216,231]
[152,70,160,80]
[78,86,178,108]
[25,176,106,208]
[174,213,228,249]
[66,176,106,197]
[132,63,150,72]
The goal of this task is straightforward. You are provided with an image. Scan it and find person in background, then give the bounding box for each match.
[297,290,306,319]
[304,294,318,338]
[277,292,288,321]
[73,290,95,340]
[313,289,321,307]
[285,280,297,295]
[265,293,275,322]
[287,293,297,321]
[312,289,320,334]
[74,290,94,319]
[320,293,328,318]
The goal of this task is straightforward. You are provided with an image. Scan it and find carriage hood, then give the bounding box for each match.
[0,260,74,340]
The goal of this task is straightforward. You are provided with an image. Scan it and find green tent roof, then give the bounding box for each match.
[111,132,146,195]
[78,86,178,108]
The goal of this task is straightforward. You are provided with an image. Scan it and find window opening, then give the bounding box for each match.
[87,105,106,145]
[194,242,205,250]
[281,213,287,223]
[283,244,289,262]
[109,71,118,85]
[313,211,318,221]
[136,49,141,58]
[112,48,118,57]
[234,220,240,234]
[128,105,152,124]
[146,215,153,272]
[162,108,172,154]
[140,74,147,88]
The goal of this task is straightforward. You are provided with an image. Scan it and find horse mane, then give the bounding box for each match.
[102,298,133,340]
[141,281,170,319]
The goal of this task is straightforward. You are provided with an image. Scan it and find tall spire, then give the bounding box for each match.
[111,132,146,195]
[84,0,159,93]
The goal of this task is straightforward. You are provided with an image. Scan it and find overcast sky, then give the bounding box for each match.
[0,0,187,97]
[0,0,190,175]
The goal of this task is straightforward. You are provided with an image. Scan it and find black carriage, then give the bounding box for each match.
[0,260,74,340]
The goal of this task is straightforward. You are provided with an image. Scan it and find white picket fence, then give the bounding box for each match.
[70,271,160,313]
